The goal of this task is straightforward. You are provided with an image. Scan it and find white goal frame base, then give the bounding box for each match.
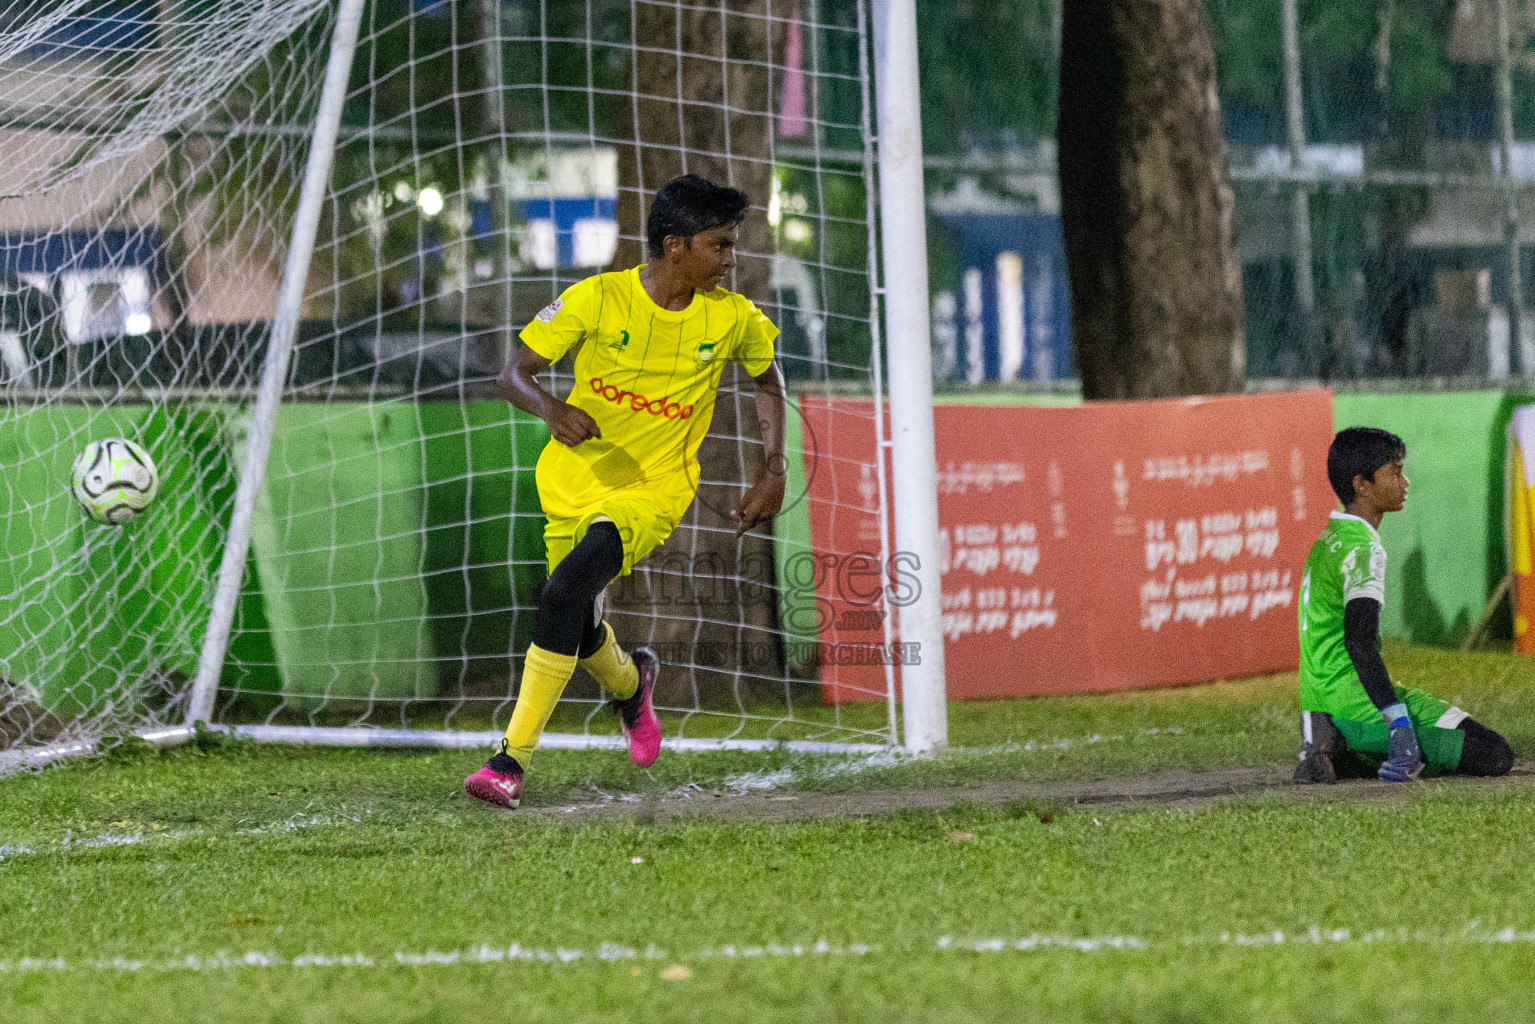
[0,726,888,773]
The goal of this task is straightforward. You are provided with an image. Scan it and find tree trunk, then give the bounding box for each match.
[601,1,785,708]
[1057,0,1245,399]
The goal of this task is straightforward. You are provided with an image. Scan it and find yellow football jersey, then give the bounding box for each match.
[520,265,779,521]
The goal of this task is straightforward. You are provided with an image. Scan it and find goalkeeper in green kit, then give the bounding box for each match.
[1294,427,1516,784]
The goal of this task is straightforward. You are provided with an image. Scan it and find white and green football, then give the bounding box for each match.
[70,438,159,525]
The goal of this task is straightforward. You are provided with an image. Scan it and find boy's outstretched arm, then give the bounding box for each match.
[1343,597,1423,778]
[498,343,601,448]
[731,364,787,536]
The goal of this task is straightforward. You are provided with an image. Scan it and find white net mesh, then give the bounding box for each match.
[0,0,897,763]
[0,0,336,758]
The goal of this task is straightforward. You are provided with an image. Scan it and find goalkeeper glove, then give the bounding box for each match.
[1378,719,1423,783]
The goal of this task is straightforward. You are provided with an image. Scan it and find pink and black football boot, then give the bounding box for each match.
[613,646,662,768]
[464,745,524,808]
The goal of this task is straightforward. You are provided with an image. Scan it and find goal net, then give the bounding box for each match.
[0,0,897,767]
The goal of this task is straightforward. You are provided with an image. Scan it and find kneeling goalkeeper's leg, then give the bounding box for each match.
[1456,718,1515,777]
[1329,705,1514,779]
[1295,711,1346,784]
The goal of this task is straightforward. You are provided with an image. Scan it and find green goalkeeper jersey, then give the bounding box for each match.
[1298,511,1387,720]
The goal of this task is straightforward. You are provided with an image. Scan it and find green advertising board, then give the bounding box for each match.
[0,401,548,715]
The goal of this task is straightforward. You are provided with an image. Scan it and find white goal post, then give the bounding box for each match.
[870,0,944,754]
[0,0,946,767]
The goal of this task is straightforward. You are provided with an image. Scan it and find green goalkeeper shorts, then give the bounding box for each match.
[1330,686,1469,773]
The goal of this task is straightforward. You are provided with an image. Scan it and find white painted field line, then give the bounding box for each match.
[718,749,908,793]
[956,726,1186,757]
[938,934,1148,952]
[713,727,1190,794]
[5,926,1535,975]
[941,925,1535,952]
[0,940,878,974]
[0,831,189,862]
[0,811,375,865]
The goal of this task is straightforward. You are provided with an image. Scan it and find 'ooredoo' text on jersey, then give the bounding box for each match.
[520,266,778,521]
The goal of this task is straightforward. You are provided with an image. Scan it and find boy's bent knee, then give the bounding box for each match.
[1457,718,1515,777]
[536,521,625,655]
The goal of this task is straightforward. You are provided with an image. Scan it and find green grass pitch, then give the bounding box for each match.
[4,642,1535,1022]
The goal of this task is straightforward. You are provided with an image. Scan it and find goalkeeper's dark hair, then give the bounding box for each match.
[647,175,750,258]
[1327,427,1406,506]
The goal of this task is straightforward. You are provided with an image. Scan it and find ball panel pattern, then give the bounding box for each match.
[71,438,160,525]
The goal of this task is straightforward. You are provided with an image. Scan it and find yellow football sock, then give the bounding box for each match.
[502,644,578,764]
[579,620,639,701]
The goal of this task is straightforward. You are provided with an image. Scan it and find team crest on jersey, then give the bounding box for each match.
[609,329,630,351]
[535,298,563,323]
[695,340,716,365]
[1368,543,1386,583]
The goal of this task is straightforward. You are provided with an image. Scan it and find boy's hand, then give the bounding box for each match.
[500,344,599,447]
[547,404,601,447]
[732,471,785,536]
[1378,725,1424,783]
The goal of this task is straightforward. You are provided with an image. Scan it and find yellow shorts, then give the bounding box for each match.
[543,495,679,575]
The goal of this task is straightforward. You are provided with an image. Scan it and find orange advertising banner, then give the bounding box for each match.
[798,390,1336,701]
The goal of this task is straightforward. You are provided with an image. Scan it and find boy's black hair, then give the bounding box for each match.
[1327,427,1406,506]
[647,174,750,258]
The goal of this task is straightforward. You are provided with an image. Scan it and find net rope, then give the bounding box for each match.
[0,0,897,764]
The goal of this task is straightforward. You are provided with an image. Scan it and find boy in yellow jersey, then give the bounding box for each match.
[464,174,787,809]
